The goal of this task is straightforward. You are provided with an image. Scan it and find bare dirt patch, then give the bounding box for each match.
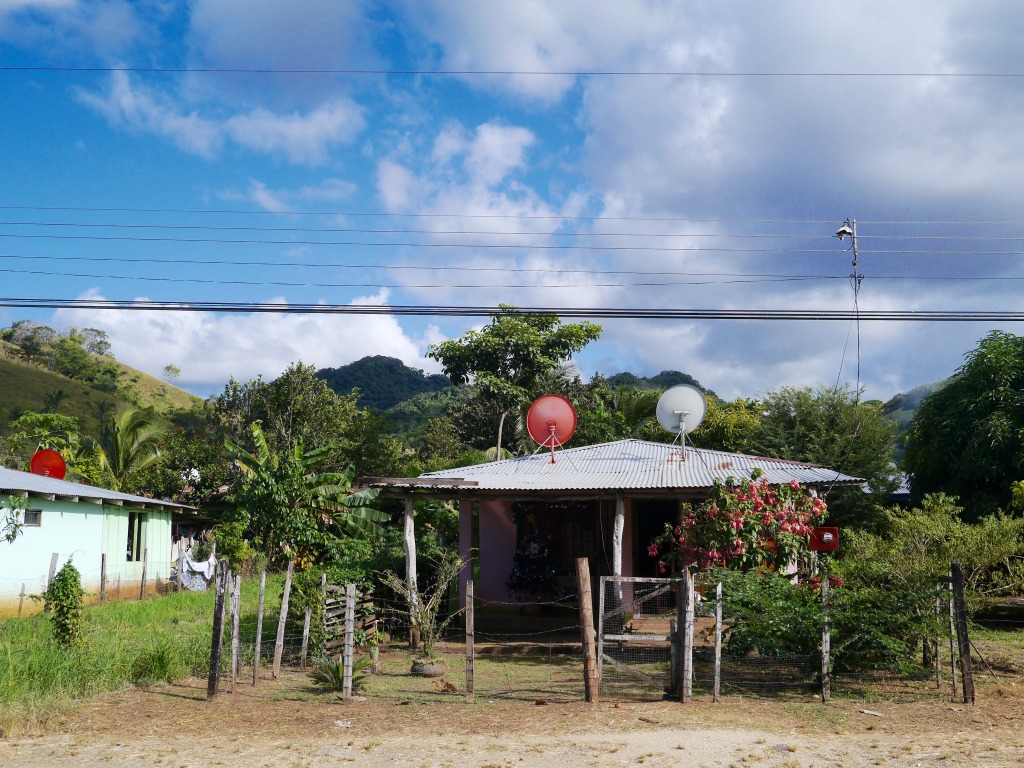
[3,672,1024,767]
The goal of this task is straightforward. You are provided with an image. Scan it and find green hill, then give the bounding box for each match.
[0,340,201,436]
[606,370,716,398]
[317,356,450,412]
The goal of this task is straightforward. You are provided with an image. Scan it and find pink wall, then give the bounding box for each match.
[477,500,516,603]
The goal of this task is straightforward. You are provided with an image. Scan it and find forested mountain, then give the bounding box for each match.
[606,369,715,397]
[317,356,451,412]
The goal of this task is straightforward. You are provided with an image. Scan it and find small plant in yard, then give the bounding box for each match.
[381,548,465,662]
[310,656,372,692]
[44,560,85,647]
[1,495,26,544]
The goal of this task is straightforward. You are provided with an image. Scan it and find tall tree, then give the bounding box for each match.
[904,331,1024,519]
[427,307,601,458]
[749,385,899,528]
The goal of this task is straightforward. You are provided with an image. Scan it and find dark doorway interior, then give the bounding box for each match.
[632,498,679,577]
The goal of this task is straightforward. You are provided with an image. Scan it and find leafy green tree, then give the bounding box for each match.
[44,560,85,647]
[749,385,899,528]
[91,408,168,492]
[2,320,56,366]
[2,496,25,544]
[692,397,763,454]
[225,422,386,563]
[904,331,1024,519]
[427,307,601,458]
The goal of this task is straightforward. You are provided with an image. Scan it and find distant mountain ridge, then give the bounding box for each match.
[606,370,716,398]
[317,356,450,412]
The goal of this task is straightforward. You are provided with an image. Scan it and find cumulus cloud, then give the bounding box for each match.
[0,0,146,57]
[52,289,440,396]
[77,71,365,163]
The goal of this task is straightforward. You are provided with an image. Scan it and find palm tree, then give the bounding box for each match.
[614,387,661,437]
[91,408,167,492]
[225,421,385,561]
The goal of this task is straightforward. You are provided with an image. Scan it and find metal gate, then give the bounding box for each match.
[598,575,681,700]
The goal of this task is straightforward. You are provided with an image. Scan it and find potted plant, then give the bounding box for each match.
[381,549,465,677]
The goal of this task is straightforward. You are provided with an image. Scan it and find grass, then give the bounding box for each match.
[0,572,289,736]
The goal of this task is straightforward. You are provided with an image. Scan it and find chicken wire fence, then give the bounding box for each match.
[597,573,966,703]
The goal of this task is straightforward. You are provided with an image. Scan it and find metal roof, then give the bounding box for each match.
[0,465,196,513]
[404,439,862,493]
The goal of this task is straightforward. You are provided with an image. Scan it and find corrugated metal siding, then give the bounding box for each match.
[415,439,861,491]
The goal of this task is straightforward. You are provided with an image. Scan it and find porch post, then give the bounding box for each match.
[458,498,473,609]
[613,492,625,598]
[403,496,417,593]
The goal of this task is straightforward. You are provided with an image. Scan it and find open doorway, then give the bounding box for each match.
[632,498,679,577]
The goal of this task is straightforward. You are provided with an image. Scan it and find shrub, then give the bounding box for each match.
[43,561,85,648]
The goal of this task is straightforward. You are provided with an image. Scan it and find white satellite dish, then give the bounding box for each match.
[656,384,707,450]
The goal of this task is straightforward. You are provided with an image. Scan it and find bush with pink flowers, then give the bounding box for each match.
[650,468,827,573]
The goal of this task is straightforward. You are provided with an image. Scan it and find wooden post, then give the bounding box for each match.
[597,573,606,682]
[675,577,685,699]
[47,552,59,588]
[935,590,942,689]
[951,562,975,704]
[403,497,418,647]
[207,560,229,701]
[465,579,475,704]
[575,557,599,703]
[342,583,355,700]
[139,547,148,600]
[300,606,312,671]
[100,554,107,602]
[948,572,958,698]
[821,573,831,703]
[18,583,25,617]
[272,560,294,678]
[682,567,694,703]
[231,571,242,686]
[253,568,267,686]
[713,581,723,703]
[175,541,183,591]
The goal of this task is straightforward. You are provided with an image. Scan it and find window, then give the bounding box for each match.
[23,509,41,527]
[126,511,146,562]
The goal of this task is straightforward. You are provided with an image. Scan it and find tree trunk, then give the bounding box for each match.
[494,409,510,461]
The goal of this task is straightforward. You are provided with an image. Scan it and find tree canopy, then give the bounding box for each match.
[904,331,1024,519]
[426,307,601,456]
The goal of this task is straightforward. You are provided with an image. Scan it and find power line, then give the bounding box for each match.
[2,65,1022,78]
[2,297,1023,321]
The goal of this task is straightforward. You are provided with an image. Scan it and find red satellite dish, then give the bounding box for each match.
[526,394,577,464]
[30,449,67,480]
[810,527,840,553]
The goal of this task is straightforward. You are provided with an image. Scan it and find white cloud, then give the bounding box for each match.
[0,0,145,56]
[77,72,365,163]
[52,289,437,396]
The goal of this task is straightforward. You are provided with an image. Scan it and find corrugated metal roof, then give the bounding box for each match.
[0,466,196,512]
[412,439,862,492]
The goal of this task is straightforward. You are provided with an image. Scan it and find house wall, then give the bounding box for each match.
[477,500,516,603]
[0,501,172,617]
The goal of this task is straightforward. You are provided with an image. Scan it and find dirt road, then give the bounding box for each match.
[2,675,1023,767]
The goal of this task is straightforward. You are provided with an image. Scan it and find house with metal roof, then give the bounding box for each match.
[0,466,197,616]
[362,438,862,613]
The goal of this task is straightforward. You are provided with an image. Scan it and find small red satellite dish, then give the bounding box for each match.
[30,449,66,479]
[527,394,577,463]
[810,527,840,553]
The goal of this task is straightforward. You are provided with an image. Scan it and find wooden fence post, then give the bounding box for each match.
[207,560,229,701]
[272,560,294,679]
[253,568,267,686]
[175,541,183,591]
[231,571,242,686]
[951,562,975,704]
[681,567,694,703]
[139,547,148,600]
[713,581,723,703]
[342,583,355,700]
[465,579,475,704]
[821,573,831,703]
[47,552,59,588]
[18,583,25,617]
[948,571,958,698]
[300,605,312,671]
[100,554,107,602]
[575,557,599,703]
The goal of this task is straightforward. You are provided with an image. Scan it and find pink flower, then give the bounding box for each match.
[789,479,800,490]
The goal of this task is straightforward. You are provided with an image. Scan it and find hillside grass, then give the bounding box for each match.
[0,341,200,438]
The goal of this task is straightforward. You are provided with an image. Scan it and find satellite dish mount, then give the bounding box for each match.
[526,394,578,464]
[655,384,708,460]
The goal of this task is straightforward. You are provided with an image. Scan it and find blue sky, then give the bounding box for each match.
[3,1,1024,401]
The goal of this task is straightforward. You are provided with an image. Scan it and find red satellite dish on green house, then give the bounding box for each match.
[526,394,577,464]
[30,449,67,479]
